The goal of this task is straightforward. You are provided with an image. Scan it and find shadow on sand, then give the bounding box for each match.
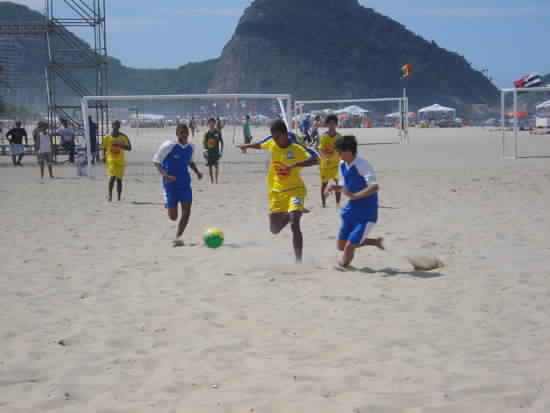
[343,266,445,279]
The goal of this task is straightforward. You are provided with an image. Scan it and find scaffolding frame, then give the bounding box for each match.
[46,0,109,139]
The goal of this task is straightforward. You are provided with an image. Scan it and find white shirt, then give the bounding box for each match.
[57,126,75,143]
[38,132,51,153]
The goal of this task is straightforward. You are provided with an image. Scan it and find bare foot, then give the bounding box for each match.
[173,239,185,247]
[376,237,385,251]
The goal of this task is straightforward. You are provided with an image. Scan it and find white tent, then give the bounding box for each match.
[129,113,166,121]
[334,105,370,116]
[536,100,550,110]
[418,104,455,114]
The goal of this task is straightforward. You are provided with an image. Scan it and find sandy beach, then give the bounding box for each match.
[1,126,550,412]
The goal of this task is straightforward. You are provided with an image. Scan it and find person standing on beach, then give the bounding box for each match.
[103,120,132,201]
[239,120,318,263]
[153,124,203,247]
[203,118,224,184]
[6,121,28,166]
[56,119,76,163]
[243,115,253,144]
[34,121,54,180]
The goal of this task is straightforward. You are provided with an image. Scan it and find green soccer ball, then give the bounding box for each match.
[203,227,224,249]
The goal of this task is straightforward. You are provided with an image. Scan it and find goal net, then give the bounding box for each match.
[79,93,292,177]
[500,87,550,159]
[294,97,410,146]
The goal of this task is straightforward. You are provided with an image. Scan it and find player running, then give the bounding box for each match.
[153,124,203,247]
[325,135,384,269]
[239,120,318,262]
[318,114,342,208]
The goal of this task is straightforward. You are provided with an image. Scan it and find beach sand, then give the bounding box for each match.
[1,126,550,412]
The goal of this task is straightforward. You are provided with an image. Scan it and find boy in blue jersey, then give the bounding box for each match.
[326,135,384,268]
[153,124,203,247]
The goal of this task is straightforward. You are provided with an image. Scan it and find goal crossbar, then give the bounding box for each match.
[80,93,293,177]
[294,97,409,143]
[500,87,550,159]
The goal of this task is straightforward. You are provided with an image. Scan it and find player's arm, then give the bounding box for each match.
[5,130,12,143]
[23,130,28,145]
[203,133,208,149]
[117,135,132,151]
[287,149,319,170]
[189,162,203,180]
[219,134,224,154]
[238,143,262,151]
[348,184,379,201]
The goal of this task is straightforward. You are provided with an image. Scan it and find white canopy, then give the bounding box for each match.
[129,113,165,121]
[418,104,456,113]
[536,100,550,110]
[334,105,370,116]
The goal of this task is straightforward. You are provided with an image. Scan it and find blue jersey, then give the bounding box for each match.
[339,156,378,222]
[153,141,195,188]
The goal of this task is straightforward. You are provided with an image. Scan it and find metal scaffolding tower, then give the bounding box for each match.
[46,0,109,136]
[0,1,109,135]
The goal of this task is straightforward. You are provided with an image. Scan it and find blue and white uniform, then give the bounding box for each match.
[153,141,195,208]
[338,156,378,245]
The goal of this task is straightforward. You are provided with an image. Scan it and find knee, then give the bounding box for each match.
[290,221,301,234]
[168,213,177,221]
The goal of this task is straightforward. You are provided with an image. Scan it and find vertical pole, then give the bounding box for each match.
[81,97,92,178]
[513,89,518,159]
[500,90,505,158]
[398,98,403,142]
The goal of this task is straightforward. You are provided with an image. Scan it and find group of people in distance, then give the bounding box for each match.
[151,114,383,269]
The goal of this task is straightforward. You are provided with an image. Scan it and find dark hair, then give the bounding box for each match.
[208,118,216,123]
[325,114,338,125]
[270,119,288,135]
[335,135,357,155]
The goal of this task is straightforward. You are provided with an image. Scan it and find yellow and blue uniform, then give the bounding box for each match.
[260,135,313,213]
[318,132,342,183]
[103,133,130,179]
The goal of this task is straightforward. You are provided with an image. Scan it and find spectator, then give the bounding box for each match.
[6,121,28,166]
[57,119,76,163]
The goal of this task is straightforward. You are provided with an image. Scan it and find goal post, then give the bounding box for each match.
[294,97,410,144]
[501,86,550,159]
[80,93,293,177]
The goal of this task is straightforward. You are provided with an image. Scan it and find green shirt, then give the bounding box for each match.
[204,130,223,155]
[243,120,252,137]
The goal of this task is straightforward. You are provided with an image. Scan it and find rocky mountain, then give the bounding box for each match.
[211,0,498,114]
[2,0,501,116]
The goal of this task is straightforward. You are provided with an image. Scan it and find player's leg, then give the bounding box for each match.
[320,180,328,208]
[333,178,341,206]
[107,175,116,201]
[214,162,219,184]
[270,212,290,234]
[176,201,192,240]
[18,152,24,165]
[39,158,45,179]
[116,178,123,201]
[289,210,303,263]
[208,164,214,184]
[47,155,54,178]
[340,242,357,268]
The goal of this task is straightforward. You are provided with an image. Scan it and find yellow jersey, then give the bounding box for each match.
[261,138,311,193]
[103,133,130,165]
[318,132,342,171]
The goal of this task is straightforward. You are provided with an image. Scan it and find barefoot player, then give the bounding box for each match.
[325,135,384,269]
[103,120,132,201]
[153,124,203,247]
[239,120,318,262]
[319,114,342,208]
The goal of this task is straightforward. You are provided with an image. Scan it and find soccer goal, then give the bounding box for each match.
[500,87,550,159]
[294,97,410,145]
[80,93,293,177]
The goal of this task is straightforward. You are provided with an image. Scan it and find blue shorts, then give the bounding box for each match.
[339,218,376,246]
[163,185,192,209]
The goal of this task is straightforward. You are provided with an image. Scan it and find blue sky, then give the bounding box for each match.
[14,0,550,87]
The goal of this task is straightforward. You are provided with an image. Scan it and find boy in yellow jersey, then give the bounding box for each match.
[103,120,132,201]
[239,120,318,262]
[318,114,342,208]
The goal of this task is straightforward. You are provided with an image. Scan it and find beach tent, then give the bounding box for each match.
[418,104,456,115]
[536,100,550,110]
[334,105,370,116]
[418,104,456,123]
